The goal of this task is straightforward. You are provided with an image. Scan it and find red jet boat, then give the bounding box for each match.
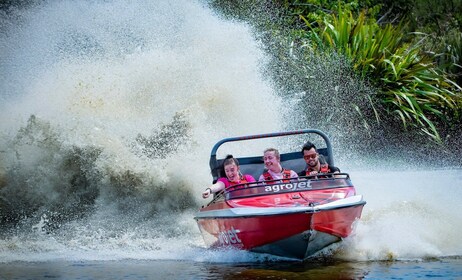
[194,129,366,260]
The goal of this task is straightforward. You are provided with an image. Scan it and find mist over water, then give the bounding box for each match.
[1,0,461,264]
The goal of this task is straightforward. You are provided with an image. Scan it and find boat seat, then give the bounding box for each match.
[214,148,329,182]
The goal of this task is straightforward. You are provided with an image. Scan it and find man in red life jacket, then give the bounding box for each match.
[258,148,298,184]
[298,141,340,177]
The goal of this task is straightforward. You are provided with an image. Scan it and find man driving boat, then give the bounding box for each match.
[298,141,340,176]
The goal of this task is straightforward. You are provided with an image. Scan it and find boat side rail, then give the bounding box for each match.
[234,172,351,188]
[206,173,352,205]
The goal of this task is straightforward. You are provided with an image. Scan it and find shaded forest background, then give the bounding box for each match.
[207,0,462,166]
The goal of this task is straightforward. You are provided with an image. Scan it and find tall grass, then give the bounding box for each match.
[302,9,462,142]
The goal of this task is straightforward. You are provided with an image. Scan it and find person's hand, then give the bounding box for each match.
[202,188,211,199]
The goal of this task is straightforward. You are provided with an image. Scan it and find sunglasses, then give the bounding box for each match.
[303,154,317,160]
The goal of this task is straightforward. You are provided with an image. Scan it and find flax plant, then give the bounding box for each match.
[302,9,461,141]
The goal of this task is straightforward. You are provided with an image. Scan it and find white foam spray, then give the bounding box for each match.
[0,0,285,262]
[338,168,462,261]
[0,0,461,263]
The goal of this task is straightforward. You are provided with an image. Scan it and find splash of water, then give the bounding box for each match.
[338,168,462,261]
[0,0,285,259]
[0,0,461,263]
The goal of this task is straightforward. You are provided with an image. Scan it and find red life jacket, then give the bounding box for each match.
[262,169,292,184]
[227,175,249,188]
[305,164,331,176]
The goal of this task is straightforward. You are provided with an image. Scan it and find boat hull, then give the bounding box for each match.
[195,194,365,260]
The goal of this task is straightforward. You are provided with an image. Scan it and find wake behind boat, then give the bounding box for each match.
[194,129,366,260]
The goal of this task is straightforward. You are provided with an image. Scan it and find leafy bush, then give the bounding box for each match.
[302,8,461,141]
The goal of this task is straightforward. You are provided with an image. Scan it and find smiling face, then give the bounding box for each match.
[263,150,281,172]
[303,148,319,168]
[224,162,240,182]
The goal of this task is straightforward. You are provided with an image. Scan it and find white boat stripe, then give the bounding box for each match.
[194,195,365,219]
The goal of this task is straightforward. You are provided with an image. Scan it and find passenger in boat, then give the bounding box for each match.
[298,141,340,177]
[202,155,256,199]
[258,148,298,184]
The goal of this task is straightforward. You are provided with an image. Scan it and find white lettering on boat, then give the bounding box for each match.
[264,181,311,192]
[218,226,242,245]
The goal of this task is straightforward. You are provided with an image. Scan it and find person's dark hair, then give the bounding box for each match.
[301,141,317,154]
[223,154,240,167]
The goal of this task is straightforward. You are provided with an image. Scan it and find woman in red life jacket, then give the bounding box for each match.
[258,148,298,184]
[202,155,256,199]
[298,141,340,177]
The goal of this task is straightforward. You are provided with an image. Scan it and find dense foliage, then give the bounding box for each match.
[284,0,462,141]
[209,0,462,151]
[300,8,461,141]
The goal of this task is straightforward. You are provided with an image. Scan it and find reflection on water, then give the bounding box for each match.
[1,258,462,280]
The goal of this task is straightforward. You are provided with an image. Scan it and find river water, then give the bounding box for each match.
[1,258,461,279]
[1,1,461,279]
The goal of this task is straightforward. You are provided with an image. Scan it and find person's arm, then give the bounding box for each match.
[244,174,256,182]
[290,170,298,178]
[243,175,257,187]
[202,180,226,199]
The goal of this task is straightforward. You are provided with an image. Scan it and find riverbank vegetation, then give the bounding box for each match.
[208,0,462,163]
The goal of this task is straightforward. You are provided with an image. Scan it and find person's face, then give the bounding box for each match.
[263,151,279,171]
[303,148,318,167]
[224,162,240,182]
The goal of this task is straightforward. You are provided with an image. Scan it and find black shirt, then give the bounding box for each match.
[297,165,340,177]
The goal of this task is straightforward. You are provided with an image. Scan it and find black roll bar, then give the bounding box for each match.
[209,129,334,180]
